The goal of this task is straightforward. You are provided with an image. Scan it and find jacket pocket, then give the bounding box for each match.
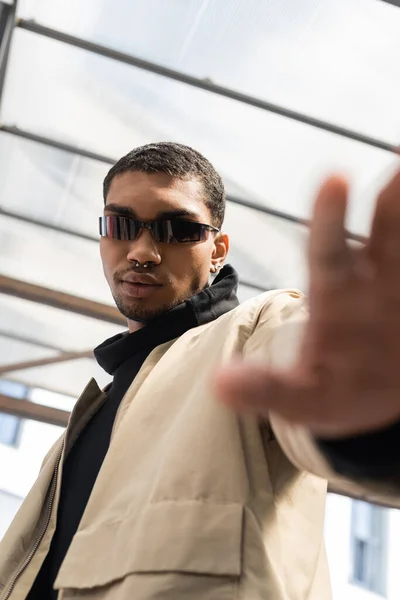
[55,501,243,599]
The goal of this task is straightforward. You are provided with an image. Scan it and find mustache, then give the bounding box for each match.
[113,266,173,287]
[114,265,156,280]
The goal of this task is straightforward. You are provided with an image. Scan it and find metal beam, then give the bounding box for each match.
[0,205,98,242]
[0,124,116,164]
[0,274,126,325]
[15,19,399,154]
[0,1,17,107]
[0,126,367,246]
[226,194,366,244]
[0,329,68,352]
[5,376,78,400]
[0,392,70,427]
[0,349,94,375]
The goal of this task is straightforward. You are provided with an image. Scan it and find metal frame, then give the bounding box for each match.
[0,350,94,376]
[0,329,68,352]
[0,274,126,325]
[0,124,116,164]
[15,19,399,154]
[0,392,70,427]
[0,204,99,242]
[0,0,17,105]
[0,14,393,250]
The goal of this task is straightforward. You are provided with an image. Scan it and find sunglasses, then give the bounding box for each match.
[99,216,219,244]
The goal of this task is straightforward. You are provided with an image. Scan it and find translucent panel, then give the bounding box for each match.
[0,214,112,303]
[8,356,110,399]
[0,336,55,369]
[17,0,400,143]
[29,386,75,411]
[2,30,398,240]
[0,416,65,496]
[0,492,23,539]
[0,295,123,353]
[0,133,108,240]
[0,294,121,395]
[225,202,308,290]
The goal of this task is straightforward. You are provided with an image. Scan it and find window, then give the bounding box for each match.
[350,500,388,596]
[0,380,28,448]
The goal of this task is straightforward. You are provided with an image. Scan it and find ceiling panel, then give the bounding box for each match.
[6,356,110,399]
[16,0,400,144]
[0,295,124,353]
[0,336,55,369]
[2,29,398,241]
[0,132,107,240]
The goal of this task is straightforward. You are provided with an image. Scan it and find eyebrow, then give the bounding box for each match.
[103,204,201,221]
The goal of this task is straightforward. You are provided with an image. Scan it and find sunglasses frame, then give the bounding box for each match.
[99,215,220,244]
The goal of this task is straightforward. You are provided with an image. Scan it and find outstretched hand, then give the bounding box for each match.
[215,170,400,438]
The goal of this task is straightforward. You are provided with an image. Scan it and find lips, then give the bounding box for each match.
[120,278,162,299]
[122,273,162,286]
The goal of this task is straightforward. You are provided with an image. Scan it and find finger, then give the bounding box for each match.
[308,176,351,289]
[368,169,400,272]
[214,363,315,423]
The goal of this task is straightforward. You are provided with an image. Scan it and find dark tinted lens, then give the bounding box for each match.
[150,220,169,243]
[169,220,203,243]
[100,216,140,240]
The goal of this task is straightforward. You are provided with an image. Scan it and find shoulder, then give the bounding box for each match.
[237,289,308,363]
[234,288,306,329]
[185,289,307,349]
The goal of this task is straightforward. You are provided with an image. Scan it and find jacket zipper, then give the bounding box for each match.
[2,443,64,600]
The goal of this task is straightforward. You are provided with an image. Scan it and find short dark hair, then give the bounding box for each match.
[103,142,226,227]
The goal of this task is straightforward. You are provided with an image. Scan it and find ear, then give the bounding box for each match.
[210,232,229,273]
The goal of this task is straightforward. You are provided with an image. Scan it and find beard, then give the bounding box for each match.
[112,293,188,324]
[112,271,207,325]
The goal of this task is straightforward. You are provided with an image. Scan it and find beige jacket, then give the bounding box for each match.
[1,290,399,600]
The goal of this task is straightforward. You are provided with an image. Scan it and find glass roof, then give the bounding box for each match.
[17,0,400,143]
[0,0,399,400]
[2,27,398,239]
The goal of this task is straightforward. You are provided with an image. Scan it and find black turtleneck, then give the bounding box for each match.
[27,266,239,600]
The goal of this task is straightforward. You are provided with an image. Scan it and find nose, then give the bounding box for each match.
[126,227,162,266]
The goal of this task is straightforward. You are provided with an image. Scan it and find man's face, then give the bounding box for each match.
[100,171,228,329]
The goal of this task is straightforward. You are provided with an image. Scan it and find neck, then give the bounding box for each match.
[127,319,146,333]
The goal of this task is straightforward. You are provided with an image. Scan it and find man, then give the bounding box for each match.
[0,142,400,600]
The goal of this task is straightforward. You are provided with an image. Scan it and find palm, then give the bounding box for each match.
[217,170,400,437]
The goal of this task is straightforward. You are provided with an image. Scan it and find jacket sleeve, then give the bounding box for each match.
[243,290,400,508]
